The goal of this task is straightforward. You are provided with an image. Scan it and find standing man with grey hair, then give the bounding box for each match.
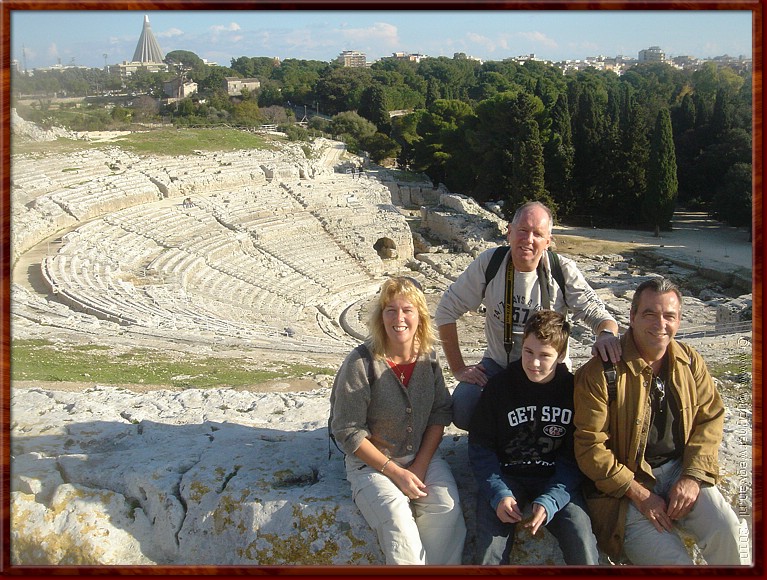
[573,278,748,565]
[436,200,621,430]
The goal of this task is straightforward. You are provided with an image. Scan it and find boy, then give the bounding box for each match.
[468,310,599,565]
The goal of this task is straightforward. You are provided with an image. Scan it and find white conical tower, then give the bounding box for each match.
[132,15,164,63]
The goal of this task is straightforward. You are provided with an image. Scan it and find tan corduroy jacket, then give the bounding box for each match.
[573,329,725,558]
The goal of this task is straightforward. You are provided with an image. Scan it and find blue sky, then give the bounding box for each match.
[10,8,753,71]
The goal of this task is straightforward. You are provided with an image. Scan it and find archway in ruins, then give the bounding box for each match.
[373,237,398,260]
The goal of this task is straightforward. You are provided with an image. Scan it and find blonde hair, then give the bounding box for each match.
[366,277,436,359]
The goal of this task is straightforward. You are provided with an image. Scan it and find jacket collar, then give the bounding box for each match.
[622,328,692,377]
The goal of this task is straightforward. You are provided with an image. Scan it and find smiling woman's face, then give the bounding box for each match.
[382,294,420,350]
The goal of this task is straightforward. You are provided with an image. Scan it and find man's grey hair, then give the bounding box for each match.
[510,201,554,235]
[630,278,683,315]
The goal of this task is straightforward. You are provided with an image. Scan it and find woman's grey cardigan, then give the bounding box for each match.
[330,344,453,460]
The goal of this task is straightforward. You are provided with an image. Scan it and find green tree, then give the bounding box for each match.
[111,106,131,124]
[230,56,278,79]
[425,77,441,108]
[672,92,697,134]
[710,87,731,137]
[272,59,327,105]
[196,65,236,94]
[510,118,548,213]
[610,84,649,226]
[329,111,377,152]
[361,133,401,164]
[544,93,575,215]
[131,95,161,123]
[686,128,751,206]
[471,91,546,211]
[643,108,678,236]
[165,50,209,83]
[315,66,372,115]
[712,162,751,228]
[257,79,283,107]
[391,112,423,169]
[571,83,610,216]
[417,56,479,102]
[413,99,475,191]
[358,84,391,134]
[232,100,262,126]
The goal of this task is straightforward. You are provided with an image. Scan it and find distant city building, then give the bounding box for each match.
[337,50,367,68]
[117,14,168,79]
[133,15,164,63]
[224,77,261,96]
[25,61,90,75]
[454,52,483,64]
[389,52,427,63]
[164,78,198,100]
[638,46,666,63]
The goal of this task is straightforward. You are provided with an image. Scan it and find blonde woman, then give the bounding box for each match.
[331,277,466,564]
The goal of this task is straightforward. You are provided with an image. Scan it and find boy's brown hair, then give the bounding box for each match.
[522,310,571,357]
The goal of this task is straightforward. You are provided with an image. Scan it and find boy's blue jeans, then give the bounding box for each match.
[451,357,506,430]
[475,473,600,565]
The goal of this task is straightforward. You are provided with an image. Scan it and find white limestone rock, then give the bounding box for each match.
[10,385,568,566]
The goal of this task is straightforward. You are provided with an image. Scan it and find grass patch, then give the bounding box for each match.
[386,168,432,184]
[110,127,282,156]
[707,352,752,378]
[11,127,283,157]
[10,339,335,389]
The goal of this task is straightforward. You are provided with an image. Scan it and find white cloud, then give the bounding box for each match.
[465,32,507,52]
[210,22,241,33]
[567,41,599,56]
[516,31,558,49]
[158,27,184,39]
[462,30,556,56]
[338,22,399,47]
[46,42,59,60]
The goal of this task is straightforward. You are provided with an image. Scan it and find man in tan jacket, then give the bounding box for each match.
[573,278,748,565]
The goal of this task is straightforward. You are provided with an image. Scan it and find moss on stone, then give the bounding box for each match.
[246,504,345,564]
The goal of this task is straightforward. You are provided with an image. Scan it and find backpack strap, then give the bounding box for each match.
[328,344,375,458]
[547,249,567,304]
[483,247,566,304]
[483,246,510,298]
[602,359,618,404]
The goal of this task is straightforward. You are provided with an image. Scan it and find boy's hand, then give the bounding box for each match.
[495,496,524,523]
[523,503,548,535]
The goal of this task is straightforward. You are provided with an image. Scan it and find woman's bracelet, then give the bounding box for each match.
[380,458,393,473]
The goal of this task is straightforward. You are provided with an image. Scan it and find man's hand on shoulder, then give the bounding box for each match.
[454,363,488,386]
[592,327,622,363]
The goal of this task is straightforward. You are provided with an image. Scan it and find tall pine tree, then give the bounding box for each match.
[544,93,575,214]
[643,108,678,236]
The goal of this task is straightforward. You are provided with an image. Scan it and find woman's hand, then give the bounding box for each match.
[387,463,427,500]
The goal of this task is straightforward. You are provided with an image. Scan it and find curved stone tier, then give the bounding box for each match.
[14,139,415,353]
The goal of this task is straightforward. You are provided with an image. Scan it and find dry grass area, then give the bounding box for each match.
[553,234,646,257]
